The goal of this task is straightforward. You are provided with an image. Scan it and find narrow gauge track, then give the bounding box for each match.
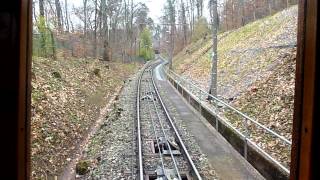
[136,62,202,180]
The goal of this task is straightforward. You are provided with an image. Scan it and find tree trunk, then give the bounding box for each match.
[83,0,88,58]
[130,0,134,55]
[225,0,228,30]
[54,0,64,32]
[102,0,110,61]
[33,2,38,24]
[168,0,175,69]
[209,0,218,96]
[186,0,192,38]
[200,0,203,17]
[49,29,57,60]
[181,0,188,46]
[69,15,74,33]
[39,0,46,56]
[268,0,272,15]
[196,0,200,19]
[98,0,103,37]
[94,0,98,58]
[190,0,195,35]
[253,0,256,21]
[240,0,245,26]
[83,0,88,37]
[103,38,110,61]
[169,26,174,69]
[65,0,69,32]
[39,0,45,22]
[231,0,235,28]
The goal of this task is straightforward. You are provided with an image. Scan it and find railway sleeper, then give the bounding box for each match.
[153,137,181,156]
[145,168,190,180]
[141,95,156,101]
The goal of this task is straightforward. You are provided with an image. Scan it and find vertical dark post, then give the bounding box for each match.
[0,0,31,179]
[291,0,319,179]
[169,25,174,69]
[209,0,218,96]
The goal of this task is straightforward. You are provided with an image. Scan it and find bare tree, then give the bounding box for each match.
[185,0,193,38]
[39,0,46,54]
[54,0,64,32]
[39,0,45,20]
[65,0,70,32]
[180,0,188,46]
[94,0,98,57]
[253,0,256,20]
[101,0,110,61]
[130,0,134,54]
[83,0,88,37]
[167,0,176,70]
[189,0,195,36]
[196,0,203,19]
[209,0,218,96]
[268,0,273,15]
[239,0,245,26]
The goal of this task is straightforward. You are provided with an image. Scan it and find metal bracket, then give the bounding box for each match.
[141,95,153,101]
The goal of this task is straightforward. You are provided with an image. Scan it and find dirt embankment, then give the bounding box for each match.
[174,6,297,98]
[31,56,141,179]
[172,6,298,141]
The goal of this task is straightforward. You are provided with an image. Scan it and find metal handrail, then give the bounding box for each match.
[159,56,291,173]
[166,68,291,145]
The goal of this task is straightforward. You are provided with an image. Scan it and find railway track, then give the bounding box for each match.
[136,61,202,180]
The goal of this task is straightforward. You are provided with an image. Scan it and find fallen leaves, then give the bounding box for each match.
[172,6,298,169]
[31,56,141,179]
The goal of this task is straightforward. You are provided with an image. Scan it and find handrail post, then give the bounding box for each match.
[199,89,202,114]
[244,117,248,160]
[161,62,291,172]
[214,98,219,130]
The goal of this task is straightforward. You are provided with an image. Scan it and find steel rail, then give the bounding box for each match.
[136,65,147,180]
[143,72,166,174]
[159,57,290,173]
[146,69,182,180]
[151,65,203,180]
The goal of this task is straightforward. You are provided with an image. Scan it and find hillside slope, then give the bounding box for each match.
[173,6,297,141]
[31,57,141,179]
[174,5,297,98]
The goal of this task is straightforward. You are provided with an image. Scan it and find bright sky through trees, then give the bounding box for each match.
[70,0,211,24]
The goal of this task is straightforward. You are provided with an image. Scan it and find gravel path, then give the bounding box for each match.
[76,72,139,179]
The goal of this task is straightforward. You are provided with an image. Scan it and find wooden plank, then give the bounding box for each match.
[291,0,318,179]
[18,0,32,179]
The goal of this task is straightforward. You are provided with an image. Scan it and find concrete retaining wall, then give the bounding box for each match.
[167,75,289,180]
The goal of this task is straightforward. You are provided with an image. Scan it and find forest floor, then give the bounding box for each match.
[172,5,298,167]
[31,56,142,179]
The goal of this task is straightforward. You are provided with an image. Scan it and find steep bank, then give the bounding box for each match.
[173,5,297,141]
[31,57,141,179]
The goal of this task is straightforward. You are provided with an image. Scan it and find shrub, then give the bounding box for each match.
[192,17,210,42]
[138,27,154,60]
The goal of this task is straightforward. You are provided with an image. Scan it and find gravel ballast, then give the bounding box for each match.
[76,64,218,179]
